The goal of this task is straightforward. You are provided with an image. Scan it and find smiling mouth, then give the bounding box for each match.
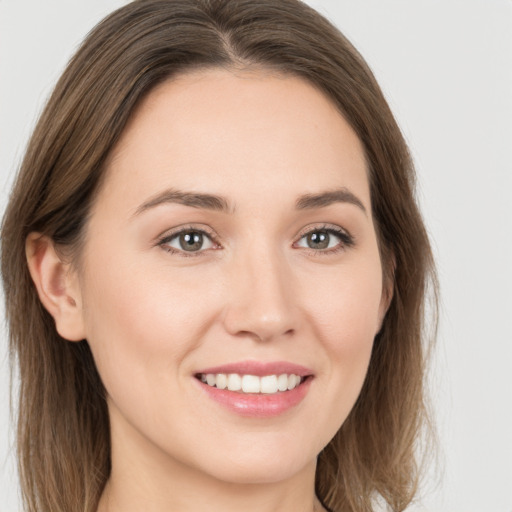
[195,373,307,394]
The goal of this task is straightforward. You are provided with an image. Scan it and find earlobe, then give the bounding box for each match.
[26,233,86,342]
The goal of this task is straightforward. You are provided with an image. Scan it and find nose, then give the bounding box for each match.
[221,247,299,343]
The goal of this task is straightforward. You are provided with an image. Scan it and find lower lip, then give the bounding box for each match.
[196,378,312,418]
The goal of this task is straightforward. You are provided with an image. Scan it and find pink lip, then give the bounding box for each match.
[194,360,314,418]
[195,360,313,377]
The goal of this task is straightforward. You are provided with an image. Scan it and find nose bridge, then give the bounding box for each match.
[222,237,297,342]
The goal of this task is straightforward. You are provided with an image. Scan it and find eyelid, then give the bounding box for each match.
[293,223,355,254]
[155,222,354,257]
[294,222,350,239]
[156,224,221,257]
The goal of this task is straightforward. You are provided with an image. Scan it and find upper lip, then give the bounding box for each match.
[195,360,313,377]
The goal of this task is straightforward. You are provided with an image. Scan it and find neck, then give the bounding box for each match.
[97,404,323,512]
[99,471,321,512]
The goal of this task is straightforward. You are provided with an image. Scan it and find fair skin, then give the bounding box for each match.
[27,68,390,512]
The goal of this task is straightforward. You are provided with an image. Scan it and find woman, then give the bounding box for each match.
[1,1,437,511]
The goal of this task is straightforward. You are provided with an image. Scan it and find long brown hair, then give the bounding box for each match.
[1,1,437,511]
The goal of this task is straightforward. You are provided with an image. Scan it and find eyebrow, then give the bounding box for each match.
[134,189,233,216]
[295,188,367,214]
[134,187,366,216]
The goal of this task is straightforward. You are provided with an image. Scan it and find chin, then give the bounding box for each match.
[205,457,314,486]
[189,434,320,485]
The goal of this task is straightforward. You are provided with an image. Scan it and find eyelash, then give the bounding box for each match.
[157,223,355,258]
[295,224,355,256]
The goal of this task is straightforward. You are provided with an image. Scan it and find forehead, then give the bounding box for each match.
[101,67,370,214]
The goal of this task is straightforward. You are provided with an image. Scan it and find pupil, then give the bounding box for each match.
[180,232,203,251]
[308,231,329,249]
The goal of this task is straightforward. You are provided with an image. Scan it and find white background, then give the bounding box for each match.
[1,1,511,511]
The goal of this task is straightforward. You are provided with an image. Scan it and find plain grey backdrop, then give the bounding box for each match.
[1,1,511,511]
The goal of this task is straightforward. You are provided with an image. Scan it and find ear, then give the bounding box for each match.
[26,233,86,342]
[377,252,396,333]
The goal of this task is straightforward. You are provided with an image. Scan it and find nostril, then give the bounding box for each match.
[233,328,295,343]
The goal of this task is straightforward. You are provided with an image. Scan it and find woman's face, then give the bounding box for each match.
[76,68,388,484]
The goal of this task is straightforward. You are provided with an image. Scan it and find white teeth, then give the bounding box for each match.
[200,373,304,393]
[277,373,288,392]
[227,373,242,391]
[216,373,227,390]
[260,375,278,394]
[242,375,260,393]
[287,374,300,390]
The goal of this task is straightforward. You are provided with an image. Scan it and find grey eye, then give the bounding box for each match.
[166,231,214,252]
[297,230,341,250]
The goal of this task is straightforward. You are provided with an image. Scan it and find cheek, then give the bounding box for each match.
[306,257,383,346]
[79,250,218,399]
[302,254,383,396]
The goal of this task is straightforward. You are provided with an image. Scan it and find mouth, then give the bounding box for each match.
[193,362,313,417]
[195,372,307,394]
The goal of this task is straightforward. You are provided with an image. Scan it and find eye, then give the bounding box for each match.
[159,228,216,255]
[295,226,354,253]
